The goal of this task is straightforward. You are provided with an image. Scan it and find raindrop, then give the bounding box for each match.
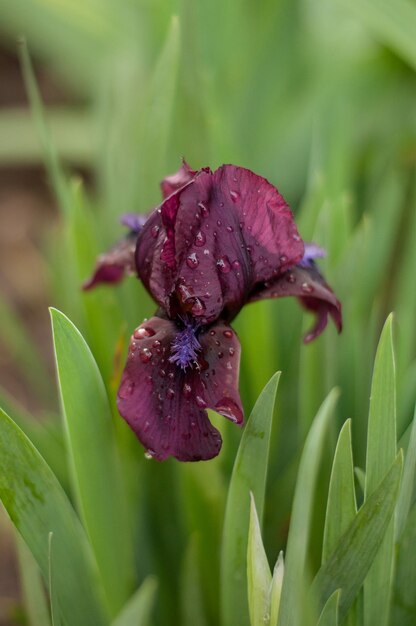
[217,255,231,273]
[218,351,224,358]
[167,388,175,399]
[223,330,233,339]
[226,361,233,370]
[198,201,209,217]
[232,260,241,270]
[229,347,235,356]
[215,340,220,346]
[230,190,239,202]
[226,225,234,233]
[160,369,166,377]
[194,230,206,246]
[214,398,243,423]
[203,249,210,256]
[292,233,301,242]
[151,225,160,238]
[217,219,222,227]
[186,252,199,269]
[301,282,314,294]
[134,326,156,339]
[144,420,150,432]
[286,273,296,283]
[196,395,207,408]
[183,383,192,398]
[280,254,287,263]
[144,449,155,460]
[140,348,153,363]
[209,329,216,336]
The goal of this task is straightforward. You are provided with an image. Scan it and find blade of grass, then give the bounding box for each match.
[277,389,339,626]
[48,533,62,626]
[396,404,416,539]
[317,589,340,626]
[391,504,416,626]
[111,578,158,626]
[50,308,134,616]
[180,535,209,626]
[221,372,281,626]
[0,408,109,626]
[247,493,272,626]
[311,452,403,622]
[364,314,397,626]
[16,534,52,626]
[322,419,357,562]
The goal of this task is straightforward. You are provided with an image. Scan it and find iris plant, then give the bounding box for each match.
[84,162,342,461]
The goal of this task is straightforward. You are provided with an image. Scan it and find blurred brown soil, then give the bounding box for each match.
[0,44,73,626]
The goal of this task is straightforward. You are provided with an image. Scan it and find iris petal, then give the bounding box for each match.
[249,265,342,343]
[83,232,137,290]
[136,164,304,322]
[117,316,243,461]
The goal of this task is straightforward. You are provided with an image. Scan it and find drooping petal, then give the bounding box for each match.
[249,265,342,343]
[136,165,304,322]
[117,316,243,461]
[83,232,137,290]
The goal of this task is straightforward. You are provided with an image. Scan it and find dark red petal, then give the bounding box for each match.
[137,165,304,323]
[83,233,137,290]
[160,160,198,198]
[249,265,342,343]
[198,321,244,424]
[117,316,239,462]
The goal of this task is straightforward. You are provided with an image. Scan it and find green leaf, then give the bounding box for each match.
[396,404,416,539]
[317,589,340,626]
[270,552,284,626]
[311,452,403,623]
[16,534,52,626]
[391,504,416,626]
[322,419,357,562]
[111,578,158,626]
[221,372,281,626]
[180,534,209,626]
[0,408,109,626]
[48,533,62,626]
[247,493,272,626]
[278,389,339,626]
[364,314,397,626]
[50,308,134,616]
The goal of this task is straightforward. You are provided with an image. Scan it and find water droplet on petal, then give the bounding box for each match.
[229,347,235,356]
[230,190,239,202]
[194,230,206,246]
[183,383,192,398]
[226,361,233,370]
[218,351,224,358]
[217,255,231,273]
[226,225,234,232]
[280,254,288,263]
[134,326,156,339]
[159,369,166,377]
[196,395,207,408]
[151,225,160,238]
[144,449,155,459]
[203,248,210,256]
[215,398,243,423]
[119,378,135,398]
[198,201,209,217]
[223,330,233,338]
[186,252,199,269]
[301,282,314,294]
[140,348,153,363]
[286,273,296,283]
[232,260,241,270]
[167,388,175,399]
[209,329,216,336]
[292,233,301,242]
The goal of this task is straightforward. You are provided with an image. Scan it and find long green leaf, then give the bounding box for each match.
[16,534,52,626]
[0,408,109,626]
[278,389,339,626]
[391,504,416,626]
[221,372,280,626]
[317,590,340,626]
[364,314,396,626]
[50,308,134,616]
[311,452,403,622]
[247,493,272,626]
[112,578,158,626]
[322,419,357,562]
[396,404,416,539]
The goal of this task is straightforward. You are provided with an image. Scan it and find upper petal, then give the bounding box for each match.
[83,232,137,290]
[117,316,243,461]
[249,264,342,343]
[160,160,198,198]
[136,165,304,322]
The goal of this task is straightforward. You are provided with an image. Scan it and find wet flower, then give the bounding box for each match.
[84,162,342,461]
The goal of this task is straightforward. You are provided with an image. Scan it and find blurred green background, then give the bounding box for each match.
[0,0,415,624]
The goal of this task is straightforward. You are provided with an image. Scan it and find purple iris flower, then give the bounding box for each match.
[84,162,342,461]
